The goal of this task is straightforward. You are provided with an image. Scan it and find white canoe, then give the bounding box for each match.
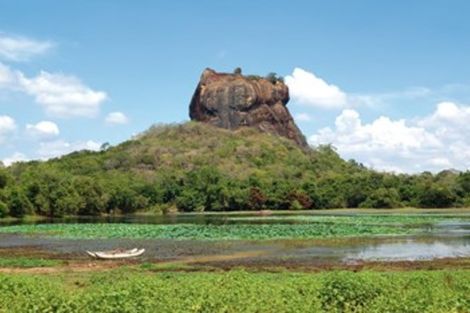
[86,248,145,259]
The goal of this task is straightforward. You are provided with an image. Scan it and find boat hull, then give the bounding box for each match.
[86,248,145,259]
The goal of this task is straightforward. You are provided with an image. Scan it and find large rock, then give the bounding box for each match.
[189,68,308,147]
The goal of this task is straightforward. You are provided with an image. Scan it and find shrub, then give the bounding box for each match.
[320,272,384,312]
[265,72,284,84]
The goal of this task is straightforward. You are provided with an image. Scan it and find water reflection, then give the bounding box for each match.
[344,238,470,262]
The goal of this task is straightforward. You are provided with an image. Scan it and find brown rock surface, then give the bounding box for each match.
[189,68,308,147]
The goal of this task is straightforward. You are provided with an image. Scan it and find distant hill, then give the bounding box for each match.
[0,122,469,217]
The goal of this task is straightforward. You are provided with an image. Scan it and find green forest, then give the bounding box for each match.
[1,122,470,218]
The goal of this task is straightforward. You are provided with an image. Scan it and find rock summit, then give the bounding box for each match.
[189,68,307,147]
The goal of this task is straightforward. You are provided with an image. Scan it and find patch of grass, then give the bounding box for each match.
[0,269,468,312]
[0,256,62,268]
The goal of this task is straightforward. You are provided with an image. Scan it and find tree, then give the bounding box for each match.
[100,142,111,151]
[8,188,32,218]
[248,187,267,210]
[265,179,293,209]
[176,189,205,212]
[233,67,242,75]
[418,183,456,208]
[225,181,249,211]
[21,167,82,217]
[74,177,108,215]
[396,174,419,206]
[457,171,470,194]
[155,173,182,204]
[316,175,347,209]
[175,167,227,211]
[54,191,83,216]
[343,173,370,208]
[360,188,401,208]
[301,180,319,209]
[287,191,312,210]
[0,201,8,218]
[0,168,10,189]
[108,186,147,214]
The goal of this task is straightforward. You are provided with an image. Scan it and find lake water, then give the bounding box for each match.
[0,212,469,265]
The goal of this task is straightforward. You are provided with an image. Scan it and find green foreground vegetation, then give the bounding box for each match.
[1,214,464,240]
[1,122,470,219]
[0,269,468,313]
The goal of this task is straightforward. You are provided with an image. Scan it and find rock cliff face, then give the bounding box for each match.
[189,68,308,147]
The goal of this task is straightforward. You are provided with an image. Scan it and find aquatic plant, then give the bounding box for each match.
[227,214,467,226]
[0,222,415,240]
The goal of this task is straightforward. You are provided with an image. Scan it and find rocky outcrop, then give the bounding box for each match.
[189,68,308,147]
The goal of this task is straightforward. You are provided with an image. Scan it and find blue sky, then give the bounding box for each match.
[2,0,470,172]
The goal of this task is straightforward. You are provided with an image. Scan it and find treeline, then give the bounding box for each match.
[0,122,469,218]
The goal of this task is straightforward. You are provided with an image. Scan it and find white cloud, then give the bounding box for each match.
[349,87,433,108]
[0,62,17,86]
[285,68,347,109]
[292,77,470,171]
[0,62,108,117]
[294,113,312,122]
[37,139,101,159]
[0,115,16,132]
[0,115,16,143]
[26,121,60,139]
[419,101,470,129]
[311,109,440,153]
[2,152,28,166]
[0,33,53,62]
[105,111,129,125]
[19,71,108,117]
[2,138,101,166]
[309,107,458,173]
[428,157,452,168]
[285,68,436,110]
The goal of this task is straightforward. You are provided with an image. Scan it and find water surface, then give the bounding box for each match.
[0,211,469,264]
